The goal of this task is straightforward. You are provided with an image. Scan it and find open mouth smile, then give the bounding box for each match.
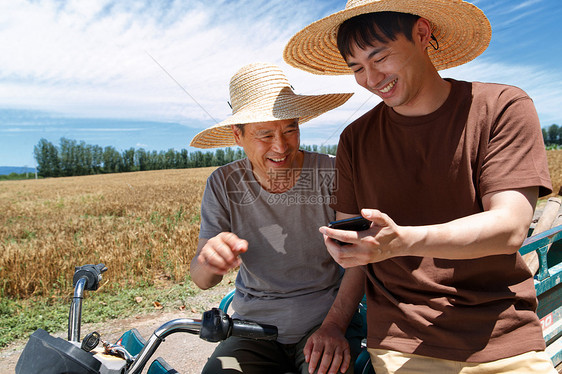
[379,78,397,94]
[268,156,287,163]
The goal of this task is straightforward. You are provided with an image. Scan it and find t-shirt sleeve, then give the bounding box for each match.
[331,128,360,214]
[479,87,552,197]
[199,172,232,239]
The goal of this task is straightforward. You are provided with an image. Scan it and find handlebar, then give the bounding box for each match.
[200,307,278,342]
[64,264,277,374]
[68,263,107,342]
[126,308,277,374]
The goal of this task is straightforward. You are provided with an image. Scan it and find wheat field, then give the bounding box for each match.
[0,168,215,298]
[2,150,562,299]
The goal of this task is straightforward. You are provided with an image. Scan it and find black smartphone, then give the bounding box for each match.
[328,216,371,231]
[328,216,371,245]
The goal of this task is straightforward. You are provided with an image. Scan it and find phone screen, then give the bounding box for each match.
[328,216,371,231]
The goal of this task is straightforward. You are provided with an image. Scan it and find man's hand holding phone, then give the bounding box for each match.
[327,216,371,245]
[320,209,413,268]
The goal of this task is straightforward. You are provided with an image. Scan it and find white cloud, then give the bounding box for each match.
[0,0,560,137]
[0,0,343,126]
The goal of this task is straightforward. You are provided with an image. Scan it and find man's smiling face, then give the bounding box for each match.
[232,118,302,190]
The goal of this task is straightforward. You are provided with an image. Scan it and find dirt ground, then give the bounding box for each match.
[0,273,237,374]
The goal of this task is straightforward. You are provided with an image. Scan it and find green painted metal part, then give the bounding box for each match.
[519,225,562,367]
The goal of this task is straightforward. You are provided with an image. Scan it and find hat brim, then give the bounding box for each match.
[283,0,491,75]
[190,91,353,149]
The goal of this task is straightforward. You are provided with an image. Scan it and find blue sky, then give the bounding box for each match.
[1,0,561,167]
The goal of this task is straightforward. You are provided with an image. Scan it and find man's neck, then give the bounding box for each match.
[394,72,451,117]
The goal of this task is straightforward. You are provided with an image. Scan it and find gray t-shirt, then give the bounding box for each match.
[199,151,342,343]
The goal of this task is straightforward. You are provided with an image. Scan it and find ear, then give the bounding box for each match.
[413,18,433,50]
[231,125,243,146]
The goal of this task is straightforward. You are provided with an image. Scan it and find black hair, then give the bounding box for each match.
[337,12,421,60]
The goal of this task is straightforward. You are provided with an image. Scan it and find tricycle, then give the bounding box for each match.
[15,264,278,374]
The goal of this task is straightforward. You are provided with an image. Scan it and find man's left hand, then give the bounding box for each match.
[304,322,351,374]
[320,209,416,268]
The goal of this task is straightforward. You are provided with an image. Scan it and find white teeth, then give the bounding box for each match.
[380,79,397,93]
[270,157,286,162]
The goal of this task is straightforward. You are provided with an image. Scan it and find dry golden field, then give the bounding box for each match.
[0,167,215,298]
[2,150,562,300]
[548,150,562,196]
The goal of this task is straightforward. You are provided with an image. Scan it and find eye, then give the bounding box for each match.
[374,55,388,63]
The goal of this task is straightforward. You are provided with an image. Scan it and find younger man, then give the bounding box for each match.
[284,1,555,373]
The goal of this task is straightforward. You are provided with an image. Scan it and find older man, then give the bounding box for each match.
[189,62,360,374]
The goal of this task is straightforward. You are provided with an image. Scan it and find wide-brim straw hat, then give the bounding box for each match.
[283,0,491,75]
[190,62,353,148]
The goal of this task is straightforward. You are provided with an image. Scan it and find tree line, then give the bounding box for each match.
[33,138,337,178]
[21,126,562,179]
[543,124,562,148]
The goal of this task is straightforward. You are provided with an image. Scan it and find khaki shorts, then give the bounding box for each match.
[367,348,557,374]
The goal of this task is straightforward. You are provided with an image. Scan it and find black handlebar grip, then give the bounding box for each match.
[73,263,107,291]
[230,319,278,341]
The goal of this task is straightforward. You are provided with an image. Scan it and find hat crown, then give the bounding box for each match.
[346,0,381,9]
[229,63,294,114]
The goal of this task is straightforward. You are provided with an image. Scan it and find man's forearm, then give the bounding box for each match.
[323,266,365,331]
[190,257,223,290]
[189,238,223,290]
[406,188,538,260]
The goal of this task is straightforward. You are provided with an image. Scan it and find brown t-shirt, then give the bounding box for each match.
[332,79,552,362]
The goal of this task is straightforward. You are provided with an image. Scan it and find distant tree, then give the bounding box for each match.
[121,148,136,172]
[179,149,189,168]
[77,141,93,175]
[91,145,103,174]
[214,149,225,166]
[190,151,204,168]
[34,138,60,178]
[59,137,79,176]
[225,147,235,164]
[136,148,149,171]
[103,146,122,173]
[300,144,337,156]
[547,124,560,145]
[165,149,177,169]
[203,152,214,167]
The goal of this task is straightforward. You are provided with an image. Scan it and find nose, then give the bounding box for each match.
[364,66,384,91]
[271,134,289,153]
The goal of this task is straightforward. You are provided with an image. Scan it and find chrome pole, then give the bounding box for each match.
[126,318,201,374]
[68,277,87,342]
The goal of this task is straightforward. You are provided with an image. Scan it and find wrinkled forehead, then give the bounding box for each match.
[246,118,299,133]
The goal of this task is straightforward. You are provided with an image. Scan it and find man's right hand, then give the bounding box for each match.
[196,232,248,275]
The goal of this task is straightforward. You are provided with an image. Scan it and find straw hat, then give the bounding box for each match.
[189,63,353,148]
[283,0,491,75]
